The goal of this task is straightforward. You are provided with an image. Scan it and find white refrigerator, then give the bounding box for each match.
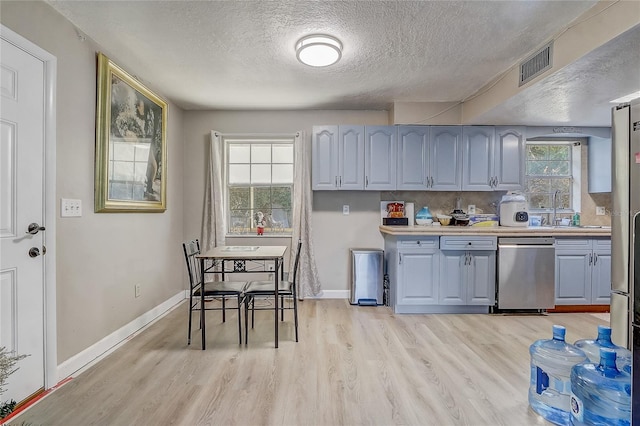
[610,99,639,423]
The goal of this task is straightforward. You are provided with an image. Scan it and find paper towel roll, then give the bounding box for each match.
[405,203,415,226]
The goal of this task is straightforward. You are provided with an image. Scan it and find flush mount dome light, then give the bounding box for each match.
[296,34,342,67]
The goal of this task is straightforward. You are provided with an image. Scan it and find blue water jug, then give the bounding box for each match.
[574,325,631,371]
[529,325,588,425]
[570,348,631,426]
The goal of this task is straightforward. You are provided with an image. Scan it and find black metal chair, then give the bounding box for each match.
[243,239,301,344]
[182,239,247,345]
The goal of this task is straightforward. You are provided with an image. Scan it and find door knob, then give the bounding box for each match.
[29,247,40,258]
[26,222,46,235]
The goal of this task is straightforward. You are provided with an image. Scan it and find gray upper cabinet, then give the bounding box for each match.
[462,126,524,191]
[462,126,495,191]
[430,126,462,190]
[311,125,339,190]
[494,126,525,190]
[397,126,461,190]
[397,126,429,190]
[339,126,366,190]
[365,126,396,190]
[311,125,365,190]
[588,136,612,193]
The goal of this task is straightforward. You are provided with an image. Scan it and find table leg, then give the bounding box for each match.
[274,257,279,348]
[200,258,206,350]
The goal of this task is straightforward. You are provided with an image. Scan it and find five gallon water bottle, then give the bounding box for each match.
[529,324,588,425]
[574,325,632,371]
[570,348,631,426]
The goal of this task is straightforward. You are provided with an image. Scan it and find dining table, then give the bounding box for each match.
[196,245,288,349]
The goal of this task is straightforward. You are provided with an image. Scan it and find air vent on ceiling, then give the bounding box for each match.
[519,41,553,86]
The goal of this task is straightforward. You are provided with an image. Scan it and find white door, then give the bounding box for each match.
[0,37,46,403]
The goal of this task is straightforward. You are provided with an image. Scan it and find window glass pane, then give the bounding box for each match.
[548,145,570,160]
[556,178,572,192]
[526,161,548,175]
[525,178,550,194]
[272,164,293,183]
[229,187,251,209]
[529,194,550,209]
[272,145,293,163]
[251,145,271,164]
[545,161,570,175]
[229,209,252,233]
[253,187,272,212]
[271,187,292,210]
[229,144,250,163]
[527,145,547,160]
[229,164,250,184]
[251,164,271,184]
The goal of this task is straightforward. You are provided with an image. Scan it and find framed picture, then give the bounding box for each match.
[95,52,167,212]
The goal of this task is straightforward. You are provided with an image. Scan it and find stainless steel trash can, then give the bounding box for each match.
[349,249,384,305]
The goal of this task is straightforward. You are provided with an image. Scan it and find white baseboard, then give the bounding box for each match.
[305,289,349,299]
[57,291,186,381]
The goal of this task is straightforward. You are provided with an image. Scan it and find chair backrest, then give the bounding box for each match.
[182,239,201,291]
[291,239,303,293]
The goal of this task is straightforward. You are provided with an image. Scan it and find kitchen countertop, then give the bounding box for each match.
[379,225,611,237]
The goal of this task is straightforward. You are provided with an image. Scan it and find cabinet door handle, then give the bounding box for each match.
[366,176,369,187]
[594,253,598,265]
[399,253,402,265]
[335,176,338,187]
[430,176,434,187]
[339,176,342,187]
[589,253,593,265]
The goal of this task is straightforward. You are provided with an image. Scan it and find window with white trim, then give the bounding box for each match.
[524,140,581,213]
[225,137,294,235]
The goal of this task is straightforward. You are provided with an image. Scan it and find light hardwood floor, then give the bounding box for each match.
[12,299,608,426]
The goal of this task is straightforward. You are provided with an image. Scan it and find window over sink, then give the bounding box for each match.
[524,139,582,213]
[224,137,294,235]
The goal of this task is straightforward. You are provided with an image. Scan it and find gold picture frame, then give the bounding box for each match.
[95,52,167,212]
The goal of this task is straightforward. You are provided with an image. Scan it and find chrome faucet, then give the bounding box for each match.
[552,190,561,226]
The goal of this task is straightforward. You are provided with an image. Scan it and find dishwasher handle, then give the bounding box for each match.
[499,244,555,249]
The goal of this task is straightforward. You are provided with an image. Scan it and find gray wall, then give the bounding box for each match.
[183,111,388,292]
[1,1,186,363]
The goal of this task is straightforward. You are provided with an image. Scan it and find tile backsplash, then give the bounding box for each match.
[380,191,505,218]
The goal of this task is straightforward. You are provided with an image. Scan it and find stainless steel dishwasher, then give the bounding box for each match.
[497,237,555,310]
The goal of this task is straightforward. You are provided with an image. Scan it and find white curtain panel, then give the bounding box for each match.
[201,131,226,253]
[201,130,321,297]
[291,131,321,298]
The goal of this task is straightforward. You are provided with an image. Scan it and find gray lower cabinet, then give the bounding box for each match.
[555,238,611,305]
[439,236,496,306]
[385,235,496,313]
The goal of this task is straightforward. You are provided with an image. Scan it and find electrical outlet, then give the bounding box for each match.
[596,206,606,216]
[343,205,350,215]
[61,198,82,217]
[134,284,141,298]
[468,205,476,215]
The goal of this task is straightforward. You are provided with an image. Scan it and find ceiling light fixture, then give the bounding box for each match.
[610,90,640,103]
[296,34,342,67]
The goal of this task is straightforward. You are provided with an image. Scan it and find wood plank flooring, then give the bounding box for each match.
[11,299,608,426]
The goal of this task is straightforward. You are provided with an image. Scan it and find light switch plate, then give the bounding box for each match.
[468,205,476,215]
[61,198,82,217]
[596,206,606,216]
[343,205,350,215]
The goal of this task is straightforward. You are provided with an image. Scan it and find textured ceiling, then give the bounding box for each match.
[46,0,638,126]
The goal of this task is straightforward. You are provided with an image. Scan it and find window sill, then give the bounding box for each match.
[226,234,292,239]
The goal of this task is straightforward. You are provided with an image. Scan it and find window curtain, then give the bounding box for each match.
[291,131,321,298]
[201,131,225,254]
[201,130,321,297]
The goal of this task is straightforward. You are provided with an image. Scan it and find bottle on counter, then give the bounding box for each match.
[572,212,581,227]
[529,324,588,425]
[574,325,631,371]
[570,348,631,426]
